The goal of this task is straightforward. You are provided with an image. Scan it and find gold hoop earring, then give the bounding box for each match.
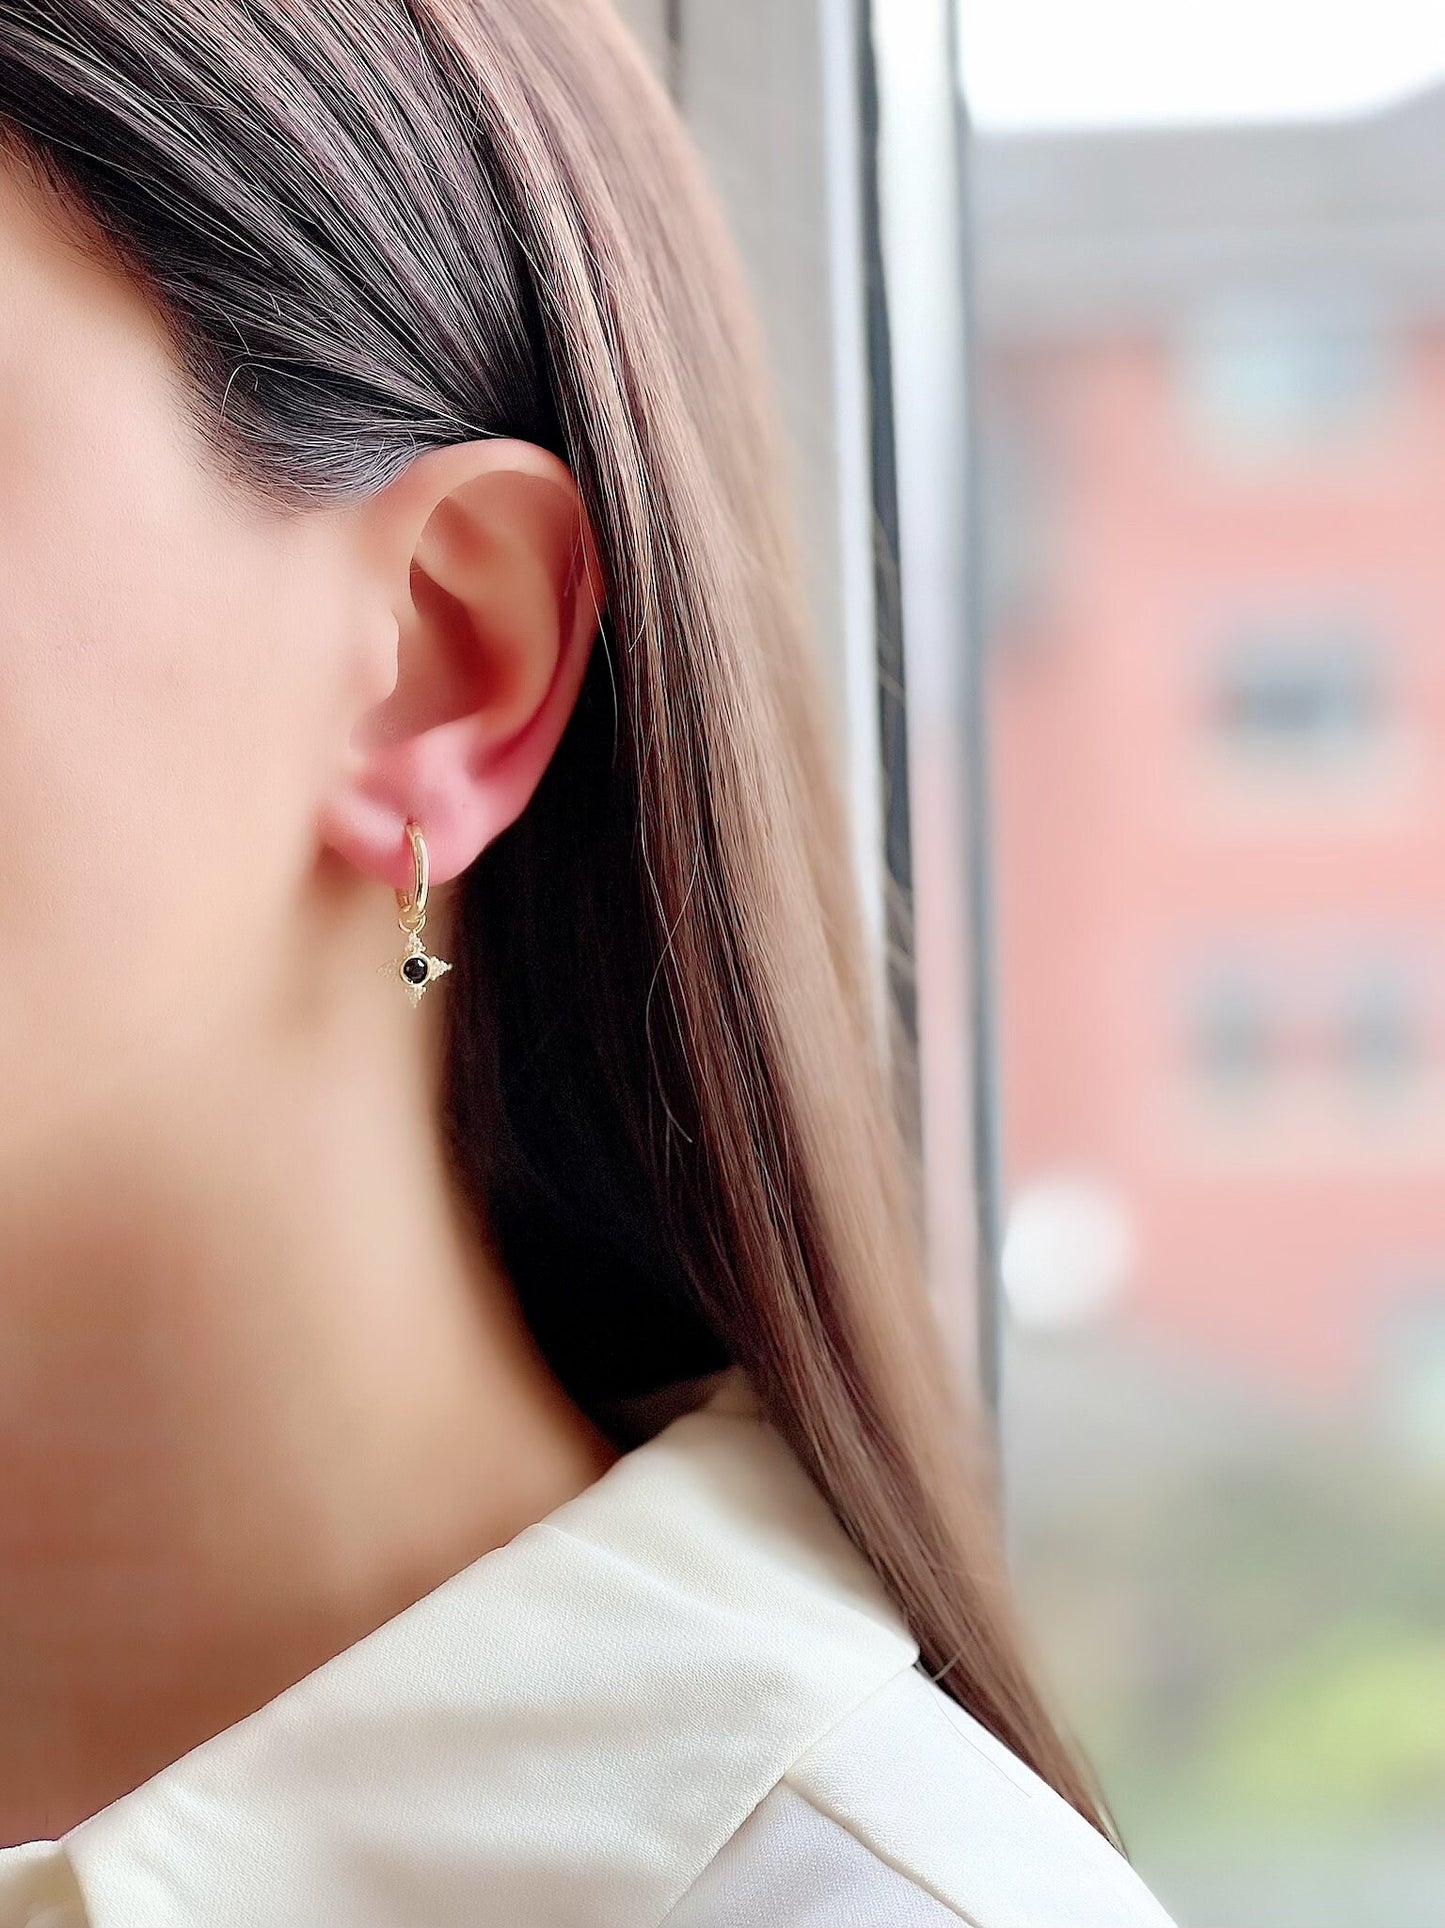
[377,818,453,1007]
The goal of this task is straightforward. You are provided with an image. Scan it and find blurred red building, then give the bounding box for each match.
[974,85,1445,1417]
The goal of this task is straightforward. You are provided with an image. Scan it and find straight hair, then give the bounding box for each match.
[0,0,1112,1838]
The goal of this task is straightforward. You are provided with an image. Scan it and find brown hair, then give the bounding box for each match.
[0,0,1111,1836]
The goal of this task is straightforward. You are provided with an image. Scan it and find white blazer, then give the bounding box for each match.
[0,1369,1177,1927]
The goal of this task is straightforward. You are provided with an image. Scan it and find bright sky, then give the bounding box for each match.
[958,0,1445,130]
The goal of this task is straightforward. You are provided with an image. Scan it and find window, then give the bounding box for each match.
[1191,963,1270,1092]
[1178,297,1395,458]
[1339,963,1417,1089]
[1185,946,1424,1101]
[1208,621,1384,764]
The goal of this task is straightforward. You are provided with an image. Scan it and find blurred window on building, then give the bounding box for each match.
[1190,962,1271,1093]
[1339,960,1418,1090]
[1179,298,1396,459]
[1209,622,1384,765]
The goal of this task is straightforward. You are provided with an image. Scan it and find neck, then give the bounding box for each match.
[0,945,620,1846]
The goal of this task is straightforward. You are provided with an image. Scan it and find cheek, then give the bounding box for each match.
[0,417,335,1130]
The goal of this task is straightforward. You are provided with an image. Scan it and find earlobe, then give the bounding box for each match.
[318,437,606,899]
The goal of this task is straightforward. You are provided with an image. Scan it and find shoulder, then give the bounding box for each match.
[662,1662,1179,1928]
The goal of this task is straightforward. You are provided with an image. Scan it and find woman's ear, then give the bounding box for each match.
[317,436,607,895]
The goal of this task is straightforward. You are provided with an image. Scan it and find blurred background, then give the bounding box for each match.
[619,5,1445,1924]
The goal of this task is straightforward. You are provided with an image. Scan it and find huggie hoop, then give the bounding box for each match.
[378,817,452,1004]
[396,819,429,932]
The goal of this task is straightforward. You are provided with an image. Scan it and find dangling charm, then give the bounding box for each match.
[377,818,452,1007]
[380,923,452,1006]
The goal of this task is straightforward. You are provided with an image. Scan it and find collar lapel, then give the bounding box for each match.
[59,1375,919,1928]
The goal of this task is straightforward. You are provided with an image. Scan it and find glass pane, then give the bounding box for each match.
[963,10,1445,1925]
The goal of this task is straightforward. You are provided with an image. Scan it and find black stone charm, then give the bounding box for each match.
[378,928,452,1005]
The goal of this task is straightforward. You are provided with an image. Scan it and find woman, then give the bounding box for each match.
[0,2,1177,1923]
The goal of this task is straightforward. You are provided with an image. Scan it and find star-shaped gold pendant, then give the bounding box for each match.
[377,926,453,1006]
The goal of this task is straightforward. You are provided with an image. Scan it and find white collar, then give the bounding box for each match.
[6,1368,919,1927]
